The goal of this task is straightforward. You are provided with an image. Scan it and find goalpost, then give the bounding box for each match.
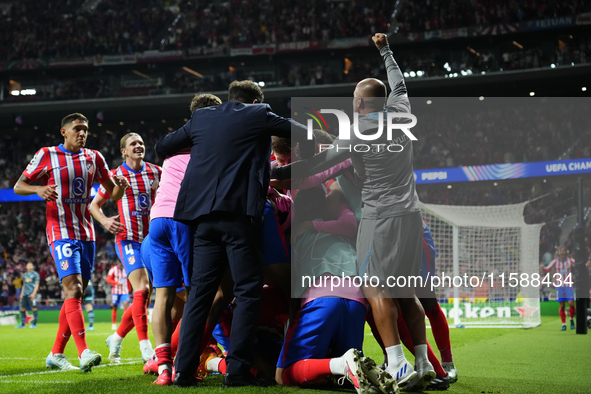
[421,201,543,328]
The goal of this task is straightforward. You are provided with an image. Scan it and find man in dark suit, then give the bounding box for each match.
[154,81,310,387]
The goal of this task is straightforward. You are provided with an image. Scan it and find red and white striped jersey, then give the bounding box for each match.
[107,265,129,295]
[543,257,575,286]
[22,144,112,245]
[98,162,161,243]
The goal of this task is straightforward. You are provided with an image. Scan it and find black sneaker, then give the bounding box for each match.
[426,375,450,391]
[173,372,202,387]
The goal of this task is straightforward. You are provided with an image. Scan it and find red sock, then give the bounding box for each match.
[155,345,172,366]
[64,298,88,356]
[568,306,575,319]
[51,305,71,354]
[132,290,149,341]
[282,359,332,386]
[171,319,181,359]
[397,313,412,345]
[116,306,135,338]
[397,314,446,377]
[172,319,179,333]
[559,308,566,323]
[111,308,118,324]
[218,358,227,375]
[198,323,215,356]
[366,311,386,358]
[426,303,453,363]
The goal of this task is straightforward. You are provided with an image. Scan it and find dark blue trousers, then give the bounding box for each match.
[174,212,264,377]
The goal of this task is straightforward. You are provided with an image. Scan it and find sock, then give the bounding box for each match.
[207,357,223,373]
[329,358,345,375]
[171,319,181,358]
[397,315,446,377]
[51,306,71,354]
[116,306,135,338]
[198,323,215,356]
[385,345,406,370]
[139,339,152,352]
[559,308,566,324]
[426,303,453,363]
[415,344,428,364]
[88,310,94,326]
[155,344,172,368]
[158,364,171,375]
[171,320,179,333]
[112,308,118,324]
[282,359,332,386]
[111,332,124,345]
[33,310,38,324]
[64,298,88,357]
[568,306,575,319]
[218,358,227,375]
[20,310,26,324]
[132,290,149,341]
[397,313,413,352]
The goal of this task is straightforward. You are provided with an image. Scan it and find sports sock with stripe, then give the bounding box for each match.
[64,298,88,356]
[132,290,149,341]
[559,308,566,323]
[426,303,453,363]
[116,304,135,338]
[51,306,71,354]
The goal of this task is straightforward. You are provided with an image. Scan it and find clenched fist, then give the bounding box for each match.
[372,33,388,50]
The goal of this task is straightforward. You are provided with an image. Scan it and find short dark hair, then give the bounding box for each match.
[294,186,326,222]
[272,136,291,155]
[61,113,88,128]
[228,81,264,104]
[190,93,222,112]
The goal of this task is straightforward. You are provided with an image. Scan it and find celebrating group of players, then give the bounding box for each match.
[14,33,459,393]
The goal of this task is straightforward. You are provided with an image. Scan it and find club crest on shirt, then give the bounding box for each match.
[128,256,135,265]
[137,193,150,210]
[87,163,95,175]
[61,260,69,270]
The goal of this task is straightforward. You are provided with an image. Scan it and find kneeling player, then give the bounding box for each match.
[277,187,396,394]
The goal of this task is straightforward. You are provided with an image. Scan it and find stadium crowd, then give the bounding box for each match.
[1,0,391,61]
[395,0,591,32]
[2,0,590,62]
[5,32,589,103]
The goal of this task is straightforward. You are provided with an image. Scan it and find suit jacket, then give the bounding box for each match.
[155,101,308,222]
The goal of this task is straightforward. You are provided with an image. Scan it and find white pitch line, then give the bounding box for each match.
[0,380,75,384]
[0,361,141,379]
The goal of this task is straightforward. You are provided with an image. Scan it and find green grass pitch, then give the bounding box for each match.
[0,316,589,394]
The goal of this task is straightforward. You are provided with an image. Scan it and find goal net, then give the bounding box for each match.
[421,201,542,328]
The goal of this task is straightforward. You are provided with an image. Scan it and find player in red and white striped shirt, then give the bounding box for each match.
[14,113,129,372]
[90,132,161,363]
[107,260,130,330]
[542,245,576,330]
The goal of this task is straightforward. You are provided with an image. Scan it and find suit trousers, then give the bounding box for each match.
[174,212,264,377]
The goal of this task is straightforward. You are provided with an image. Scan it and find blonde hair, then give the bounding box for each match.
[120,132,141,159]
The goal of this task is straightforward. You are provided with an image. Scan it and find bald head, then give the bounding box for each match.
[353,78,387,113]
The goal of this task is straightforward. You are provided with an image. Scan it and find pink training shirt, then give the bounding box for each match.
[150,149,190,220]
